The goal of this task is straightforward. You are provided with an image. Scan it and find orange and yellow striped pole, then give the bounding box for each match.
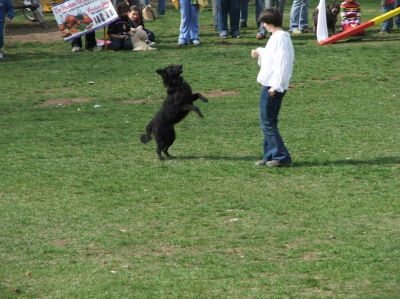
[319,7,400,45]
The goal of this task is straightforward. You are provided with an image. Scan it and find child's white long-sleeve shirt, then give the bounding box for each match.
[256,30,294,92]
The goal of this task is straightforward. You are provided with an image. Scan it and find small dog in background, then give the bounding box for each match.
[313,2,340,34]
[131,26,156,51]
[140,65,208,160]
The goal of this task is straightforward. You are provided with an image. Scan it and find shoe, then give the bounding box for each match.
[266,160,292,167]
[255,159,267,166]
[256,32,266,39]
[146,40,156,46]
[178,42,188,46]
[232,35,240,38]
[72,46,82,52]
[219,30,228,39]
[301,27,312,33]
[192,39,200,46]
[291,28,302,34]
[378,30,390,34]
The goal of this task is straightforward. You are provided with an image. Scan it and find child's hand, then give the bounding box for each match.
[268,88,277,97]
[251,49,259,58]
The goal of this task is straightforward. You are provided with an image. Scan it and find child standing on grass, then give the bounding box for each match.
[0,0,14,60]
[251,8,294,167]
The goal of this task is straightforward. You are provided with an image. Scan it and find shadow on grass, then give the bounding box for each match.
[177,155,400,166]
[295,156,400,167]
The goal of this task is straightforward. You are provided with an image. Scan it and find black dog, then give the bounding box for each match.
[140,64,208,160]
[313,2,340,34]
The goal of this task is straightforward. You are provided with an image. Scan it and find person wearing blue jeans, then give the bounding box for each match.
[289,0,309,33]
[0,0,14,60]
[256,0,285,39]
[178,0,200,45]
[251,8,294,167]
[381,0,398,32]
[217,0,240,38]
[239,0,248,28]
[258,87,292,164]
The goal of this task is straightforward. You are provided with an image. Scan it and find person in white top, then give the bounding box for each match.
[251,8,294,167]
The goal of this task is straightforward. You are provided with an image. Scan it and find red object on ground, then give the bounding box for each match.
[319,20,374,45]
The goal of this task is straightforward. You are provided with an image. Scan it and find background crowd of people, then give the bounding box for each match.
[1,0,400,58]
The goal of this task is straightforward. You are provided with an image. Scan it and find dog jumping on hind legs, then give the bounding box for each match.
[140,65,209,160]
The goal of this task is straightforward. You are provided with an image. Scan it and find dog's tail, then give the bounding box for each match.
[140,122,153,144]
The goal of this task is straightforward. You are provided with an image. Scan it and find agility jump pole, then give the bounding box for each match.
[319,6,400,45]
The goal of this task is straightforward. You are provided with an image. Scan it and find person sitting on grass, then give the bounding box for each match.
[340,0,361,32]
[251,8,294,167]
[128,5,156,44]
[107,2,134,50]
[0,0,14,60]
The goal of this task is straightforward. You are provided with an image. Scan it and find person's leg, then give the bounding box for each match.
[179,0,191,44]
[396,0,400,28]
[145,29,155,41]
[158,0,166,15]
[85,31,97,49]
[212,0,218,30]
[189,4,200,42]
[71,36,83,49]
[299,0,309,31]
[229,0,240,37]
[277,0,285,18]
[0,22,4,55]
[143,0,150,4]
[260,87,291,163]
[122,38,133,50]
[239,0,248,27]
[289,0,302,31]
[381,3,394,32]
[217,0,229,37]
[255,0,264,28]
[108,39,123,50]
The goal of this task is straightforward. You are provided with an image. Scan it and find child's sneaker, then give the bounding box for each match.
[192,39,200,46]
[72,46,82,52]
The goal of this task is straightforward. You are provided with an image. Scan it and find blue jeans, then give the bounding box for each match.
[217,0,240,36]
[255,0,264,27]
[256,0,286,34]
[259,86,291,163]
[289,0,309,31]
[179,0,199,43]
[382,3,395,31]
[158,0,166,15]
[0,22,5,51]
[239,0,248,23]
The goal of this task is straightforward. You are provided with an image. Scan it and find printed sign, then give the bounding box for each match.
[52,0,118,41]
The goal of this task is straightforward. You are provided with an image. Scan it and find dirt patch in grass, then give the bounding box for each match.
[53,239,69,247]
[5,23,62,44]
[38,98,90,107]
[0,192,5,197]
[302,252,320,261]
[203,90,239,98]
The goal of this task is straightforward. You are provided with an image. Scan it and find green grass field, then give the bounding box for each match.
[1,1,400,297]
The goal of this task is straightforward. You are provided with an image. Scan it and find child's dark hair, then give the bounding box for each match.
[258,8,283,27]
[116,2,130,15]
[130,5,139,12]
